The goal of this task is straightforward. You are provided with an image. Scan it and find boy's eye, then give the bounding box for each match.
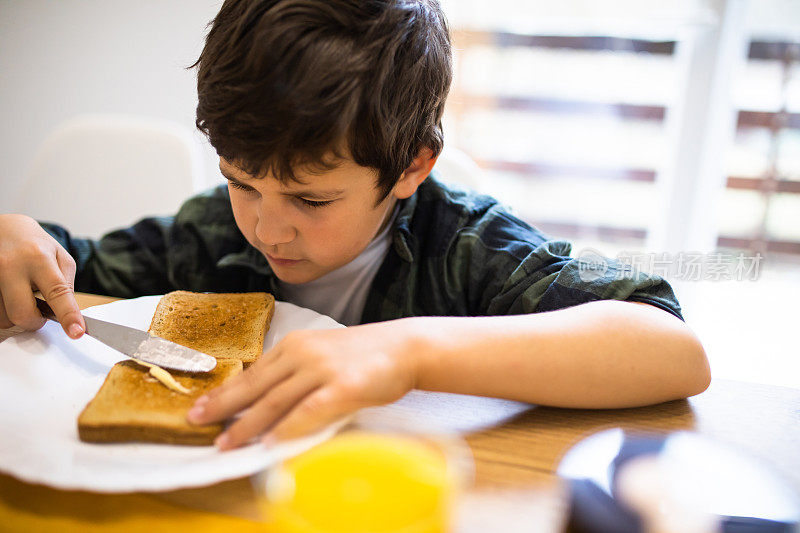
[227,180,256,193]
[227,180,334,208]
[299,198,334,209]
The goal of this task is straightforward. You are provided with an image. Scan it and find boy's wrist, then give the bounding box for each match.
[389,316,450,392]
[351,317,435,393]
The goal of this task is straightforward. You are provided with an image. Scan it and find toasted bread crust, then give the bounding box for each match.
[147,291,274,364]
[78,424,222,446]
[78,359,242,445]
[78,291,274,445]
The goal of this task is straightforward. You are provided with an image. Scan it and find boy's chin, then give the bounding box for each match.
[270,263,325,285]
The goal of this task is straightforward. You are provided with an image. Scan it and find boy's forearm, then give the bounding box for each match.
[398,300,710,409]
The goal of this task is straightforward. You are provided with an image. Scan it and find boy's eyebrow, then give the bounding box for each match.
[283,188,346,200]
[219,166,250,183]
[219,167,345,199]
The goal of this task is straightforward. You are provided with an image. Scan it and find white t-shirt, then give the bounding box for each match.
[276,206,398,326]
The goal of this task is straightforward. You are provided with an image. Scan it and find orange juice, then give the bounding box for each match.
[259,432,457,533]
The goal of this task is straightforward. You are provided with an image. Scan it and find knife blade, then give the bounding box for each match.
[35,297,217,373]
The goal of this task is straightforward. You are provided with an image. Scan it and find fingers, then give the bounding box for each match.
[0,295,14,329]
[214,373,323,450]
[0,271,47,331]
[32,252,84,339]
[0,241,82,337]
[187,352,293,424]
[262,386,349,444]
[56,246,77,283]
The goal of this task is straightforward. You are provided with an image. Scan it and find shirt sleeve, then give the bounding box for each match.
[453,208,685,322]
[38,185,241,298]
[39,216,177,298]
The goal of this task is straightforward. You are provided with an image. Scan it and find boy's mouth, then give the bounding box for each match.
[265,253,303,266]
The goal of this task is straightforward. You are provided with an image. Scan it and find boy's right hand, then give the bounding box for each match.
[0,214,85,339]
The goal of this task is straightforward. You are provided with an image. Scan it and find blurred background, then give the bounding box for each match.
[0,0,798,387]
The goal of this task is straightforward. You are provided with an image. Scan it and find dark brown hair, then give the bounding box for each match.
[192,0,452,202]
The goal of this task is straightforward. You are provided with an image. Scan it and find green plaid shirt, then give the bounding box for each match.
[40,173,684,323]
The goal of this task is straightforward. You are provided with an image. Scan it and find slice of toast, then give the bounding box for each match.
[147,291,275,365]
[78,359,242,445]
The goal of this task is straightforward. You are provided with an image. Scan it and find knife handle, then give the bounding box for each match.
[34,297,57,321]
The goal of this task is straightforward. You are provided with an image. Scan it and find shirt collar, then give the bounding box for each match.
[391,169,441,263]
[392,194,417,263]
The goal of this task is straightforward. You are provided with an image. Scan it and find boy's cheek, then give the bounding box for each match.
[229,203,257,240]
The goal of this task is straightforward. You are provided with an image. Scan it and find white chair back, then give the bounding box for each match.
[15,115,205,239]
[433,146,485,193]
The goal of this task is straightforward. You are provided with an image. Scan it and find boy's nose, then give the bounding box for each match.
[254,200,297,245]
[254,197,297,245]
[255,217,296,246]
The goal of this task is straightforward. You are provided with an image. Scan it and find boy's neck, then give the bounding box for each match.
[373,199,399,240]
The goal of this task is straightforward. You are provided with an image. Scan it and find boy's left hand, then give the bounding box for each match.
[186,321,418,450]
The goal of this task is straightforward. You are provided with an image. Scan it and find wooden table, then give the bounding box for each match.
[1,293,799,532]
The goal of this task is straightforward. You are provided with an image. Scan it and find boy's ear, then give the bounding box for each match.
[392,147,438,200]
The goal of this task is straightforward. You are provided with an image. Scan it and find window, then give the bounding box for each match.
[441,0,800,265]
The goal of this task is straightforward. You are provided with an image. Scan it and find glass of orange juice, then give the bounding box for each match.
[252,412,473,533]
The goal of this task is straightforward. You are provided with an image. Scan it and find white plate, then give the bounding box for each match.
[0,296,347,493]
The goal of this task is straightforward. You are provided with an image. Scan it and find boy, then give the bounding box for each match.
[0,0,709,450]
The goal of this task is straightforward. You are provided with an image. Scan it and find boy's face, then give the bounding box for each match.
[220,157,411,284]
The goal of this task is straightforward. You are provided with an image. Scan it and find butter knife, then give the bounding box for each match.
[35,297,217,373]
